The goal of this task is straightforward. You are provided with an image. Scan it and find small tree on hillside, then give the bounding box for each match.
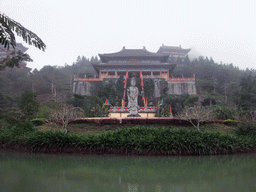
[178,105,215,131]
[18,90,40,121]
[52,103,84,133]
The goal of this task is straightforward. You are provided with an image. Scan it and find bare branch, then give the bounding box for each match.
[52,103,84,133]
[178,105,216,131]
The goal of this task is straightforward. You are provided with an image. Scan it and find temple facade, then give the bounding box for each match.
[73,46,196,99]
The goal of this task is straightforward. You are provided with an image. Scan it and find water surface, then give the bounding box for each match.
[0,150,256,192]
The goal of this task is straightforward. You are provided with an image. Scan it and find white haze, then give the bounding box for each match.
[1,0,256,70]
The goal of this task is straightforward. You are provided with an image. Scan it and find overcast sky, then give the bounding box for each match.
[1,0,256,70]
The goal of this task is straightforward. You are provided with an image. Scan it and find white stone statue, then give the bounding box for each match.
[127,77,141,117]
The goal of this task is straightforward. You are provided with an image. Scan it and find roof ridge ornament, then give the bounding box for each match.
[123,46,125,50]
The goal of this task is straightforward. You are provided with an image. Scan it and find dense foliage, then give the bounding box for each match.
[18,90,40,120]
[0,123,254,155]
[67,94,108,117]
[173,56,244,104]
[96,78,124,106]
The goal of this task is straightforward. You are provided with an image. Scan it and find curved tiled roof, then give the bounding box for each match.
[99,47,169,63]
[157,45,191,54]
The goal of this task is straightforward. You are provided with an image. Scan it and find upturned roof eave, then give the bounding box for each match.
[98,47,170,62]
[99,55,169,63]
[92,63,176,69]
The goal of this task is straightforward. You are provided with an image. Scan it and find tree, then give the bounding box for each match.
[52,103,83,133]
[0,13,46,50]
[0,13,46,70]
[0,49,32,70]
[97,78,124,106]
[178,105,215,131]
[163,94,196,116]
[18,90,40,120]
[236,71,256,111]
[143,78,155,100]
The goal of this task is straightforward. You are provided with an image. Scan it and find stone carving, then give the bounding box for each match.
[127,77,141,117]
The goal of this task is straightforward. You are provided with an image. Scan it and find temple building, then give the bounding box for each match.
[95,46,174,81]
[73,46,196,101]
[157,44,191,62]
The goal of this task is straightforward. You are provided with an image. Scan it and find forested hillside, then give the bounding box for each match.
[1,54,256,117]
[173,56,244,103]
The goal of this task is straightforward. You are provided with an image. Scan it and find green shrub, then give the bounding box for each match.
[1,126,254,155]
[212,106,237,120]
[18,121,36,133]
[235,124,256,136]
[37,106,52,119]
[225,119,233,122]
[0,121,36,143]
[224,119,238,126]
[30,118,45,126]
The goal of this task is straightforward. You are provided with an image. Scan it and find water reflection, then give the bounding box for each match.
[0,150,256,192]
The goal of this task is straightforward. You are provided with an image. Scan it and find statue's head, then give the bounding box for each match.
[131,77,136,86]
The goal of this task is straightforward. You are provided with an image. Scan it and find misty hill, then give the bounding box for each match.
[0,54,255,108]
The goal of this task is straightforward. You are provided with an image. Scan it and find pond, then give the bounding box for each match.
[0,150,256,192]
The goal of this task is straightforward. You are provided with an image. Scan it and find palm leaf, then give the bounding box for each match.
[0,13,46,51]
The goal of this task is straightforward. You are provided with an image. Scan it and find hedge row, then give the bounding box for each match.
[0,123,254,155]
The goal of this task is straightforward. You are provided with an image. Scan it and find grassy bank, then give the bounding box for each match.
[36,121,237,135]
[0,122,255,155]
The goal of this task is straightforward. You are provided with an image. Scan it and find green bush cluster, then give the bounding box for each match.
[37,106,52,119]
[211,105,237,120]
[0,121,36,143]
[18,90,40,120]
[1,124,255,155]
[235,124,256,137]
[30,118,45,126]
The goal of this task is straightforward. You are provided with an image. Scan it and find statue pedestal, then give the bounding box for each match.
[127,114,141,117]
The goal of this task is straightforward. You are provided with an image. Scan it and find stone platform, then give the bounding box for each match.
[108,107,157,118]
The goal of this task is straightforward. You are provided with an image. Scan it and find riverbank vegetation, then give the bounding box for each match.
[1,120,256,156]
